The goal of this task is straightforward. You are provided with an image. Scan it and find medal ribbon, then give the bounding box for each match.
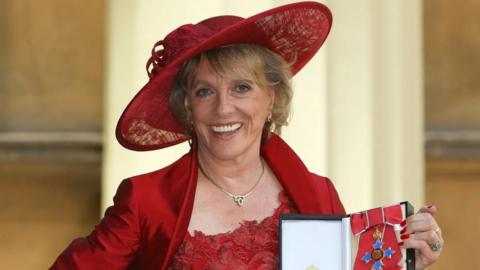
[351,205,403,270]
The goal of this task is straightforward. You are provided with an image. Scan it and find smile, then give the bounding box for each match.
[210,123,242,133]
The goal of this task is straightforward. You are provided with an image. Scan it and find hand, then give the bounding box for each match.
[399,205,444,270]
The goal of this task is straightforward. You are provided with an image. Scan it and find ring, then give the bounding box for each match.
[430,241,442,252]
[434,227,441,236]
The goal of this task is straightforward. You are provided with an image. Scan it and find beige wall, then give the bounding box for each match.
[0,0,104,132]
[424,0,480,269]
[325,0,424,211]
[0,0,104,269]
[425,0,480,129]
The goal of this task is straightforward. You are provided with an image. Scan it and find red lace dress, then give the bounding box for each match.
[169,191,297,270]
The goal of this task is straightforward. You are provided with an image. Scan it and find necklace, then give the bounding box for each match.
[198,159,265,207]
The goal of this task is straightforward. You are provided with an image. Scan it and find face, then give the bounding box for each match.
[185,58,274,162]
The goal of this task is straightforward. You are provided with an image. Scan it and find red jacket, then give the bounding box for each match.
[51,134,345,270]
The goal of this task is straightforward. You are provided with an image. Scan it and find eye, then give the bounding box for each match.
[233,83,251,93]
[194,87,213,98]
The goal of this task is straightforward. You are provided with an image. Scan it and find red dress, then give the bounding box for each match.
[50,134,345,270]
[169,191,297,270]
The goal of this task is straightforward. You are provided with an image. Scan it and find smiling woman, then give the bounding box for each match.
[173,45,289,165]
[170,44,292,137]
[51,3,347,269]
[187,58,274,161]
[50,2,443,269]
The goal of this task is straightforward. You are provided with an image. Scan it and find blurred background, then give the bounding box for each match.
[0,0,478,269]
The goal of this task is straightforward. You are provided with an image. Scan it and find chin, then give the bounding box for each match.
[205,138,261,161]
[197,128,263,160]
[210,144,247,160]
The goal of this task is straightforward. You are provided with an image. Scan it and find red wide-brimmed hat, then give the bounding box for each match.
[116,1,332,151]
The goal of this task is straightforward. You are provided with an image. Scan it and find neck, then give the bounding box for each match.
[196,144,263,193]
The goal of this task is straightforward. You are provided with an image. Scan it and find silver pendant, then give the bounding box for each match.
[233,195,245,206]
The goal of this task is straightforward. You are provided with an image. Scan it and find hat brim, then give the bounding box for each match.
[116,1,332,151]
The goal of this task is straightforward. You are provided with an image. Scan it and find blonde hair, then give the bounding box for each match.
[170,44,293,136]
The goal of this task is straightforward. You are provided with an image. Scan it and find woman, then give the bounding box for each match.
[51,2,443,269]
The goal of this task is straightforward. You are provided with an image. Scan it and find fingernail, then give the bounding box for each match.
[400,220,407,227]
[398,241,404,246]
[400,234,410,240]
[400,227,407,234]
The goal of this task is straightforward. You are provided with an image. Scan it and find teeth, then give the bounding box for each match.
[211,123,241,133]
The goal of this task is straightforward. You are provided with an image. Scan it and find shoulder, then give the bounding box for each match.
[308,172,346,215]
[309,173,335,190]
[127,151,192,188]
[114,151,193,212]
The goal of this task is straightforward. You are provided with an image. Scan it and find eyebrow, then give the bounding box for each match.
[192,78,254,88]
[191,80,213,89]
[232,79,254,84]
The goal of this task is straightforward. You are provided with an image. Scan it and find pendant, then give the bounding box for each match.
[233,195,245,206]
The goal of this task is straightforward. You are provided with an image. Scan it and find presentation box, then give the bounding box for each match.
[280,202,414,270]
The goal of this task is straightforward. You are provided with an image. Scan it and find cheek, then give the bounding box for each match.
[188,101,210,122]
[256,93,274,118]
[245,102,270,127]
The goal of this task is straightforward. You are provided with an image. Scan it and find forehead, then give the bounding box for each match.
[193,55,258,83]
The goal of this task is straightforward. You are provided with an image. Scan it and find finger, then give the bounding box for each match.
[417,205,437,215]
[406,237,442,256]
[404,214,439,234]
[410,230,443,246]
[409,219,438,234]
[400,238,440,265]
[408,212,435,223]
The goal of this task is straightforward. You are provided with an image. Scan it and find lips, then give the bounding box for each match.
[210,123,242,133]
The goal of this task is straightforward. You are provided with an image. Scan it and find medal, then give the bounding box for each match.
[361,226,395,270]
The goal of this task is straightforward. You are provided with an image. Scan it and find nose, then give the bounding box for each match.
[215,90,234,117]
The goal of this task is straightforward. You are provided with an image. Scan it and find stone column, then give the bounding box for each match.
[326,0,424,211]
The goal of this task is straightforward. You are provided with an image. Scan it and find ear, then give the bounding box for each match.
[184,94,191,120]
[184,94,189,109]
[268,87,275,112]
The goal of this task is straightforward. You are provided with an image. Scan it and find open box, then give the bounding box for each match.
[280,202,415,270]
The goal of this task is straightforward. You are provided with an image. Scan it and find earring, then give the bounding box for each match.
[186,117,194,147]
[262,113,273,143]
